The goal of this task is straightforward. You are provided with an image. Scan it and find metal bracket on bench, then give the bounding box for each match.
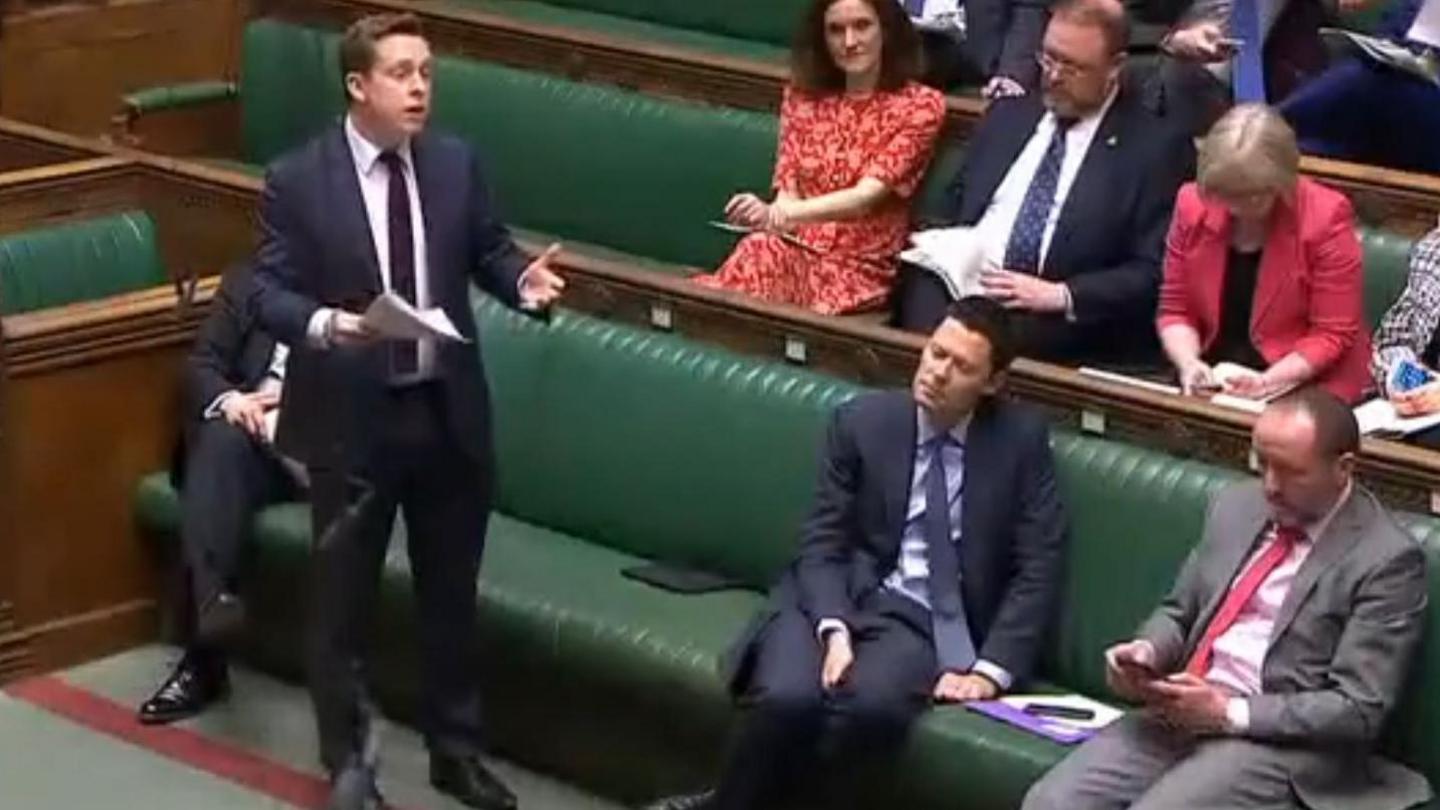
[1080,409,1106,435]
[784,336,808,365]
[649,303,673,331]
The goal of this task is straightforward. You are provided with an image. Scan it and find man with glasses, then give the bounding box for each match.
[895,0,1195,368]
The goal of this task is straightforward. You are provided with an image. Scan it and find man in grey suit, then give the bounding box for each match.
[1024,388,1431,810]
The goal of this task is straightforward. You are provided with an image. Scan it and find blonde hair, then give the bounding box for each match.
[1197,104,1299,198]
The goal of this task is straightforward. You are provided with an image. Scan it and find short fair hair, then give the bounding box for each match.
[1197,104,1300,198]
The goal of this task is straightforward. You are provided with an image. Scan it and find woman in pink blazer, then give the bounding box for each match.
[1156,104,1372,404]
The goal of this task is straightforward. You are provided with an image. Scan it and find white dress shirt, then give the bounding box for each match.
[306,115,436,382]
[819,407,1013,690]
[972,88,1120,276]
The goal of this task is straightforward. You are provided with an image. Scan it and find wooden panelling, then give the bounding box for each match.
[0,0,245,135]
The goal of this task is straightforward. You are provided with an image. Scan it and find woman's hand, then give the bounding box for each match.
[1393,381,1440,417]
[724,193,771,229]
[1178,360,1219,396]
[1222,369,1284,400]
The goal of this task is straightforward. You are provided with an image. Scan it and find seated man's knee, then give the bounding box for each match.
[193,418,255,457]
[1019,771,1070,810]
[752,679,824,722]
[834,689,918,739]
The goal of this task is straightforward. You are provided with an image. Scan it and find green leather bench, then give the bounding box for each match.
[132,294,1440,807]
[0,210,167,316]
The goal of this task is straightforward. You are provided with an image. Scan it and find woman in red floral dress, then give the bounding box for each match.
[695,0,947,315]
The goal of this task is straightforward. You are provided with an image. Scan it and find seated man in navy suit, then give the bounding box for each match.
[896,0,1195,366]
[646,296,1070,810]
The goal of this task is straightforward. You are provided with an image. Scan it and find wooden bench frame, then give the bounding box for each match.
[0,149,252,683]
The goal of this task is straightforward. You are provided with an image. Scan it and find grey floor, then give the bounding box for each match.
[1,645,627,810]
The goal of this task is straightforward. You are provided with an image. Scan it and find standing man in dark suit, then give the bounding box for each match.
[1024,388,1432,810]
[252,13,565,810]
[137,261,298,725]
[896,0,1195,366]
[646,296,1070,810]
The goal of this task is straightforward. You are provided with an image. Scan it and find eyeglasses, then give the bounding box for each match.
[1035,51,1097,79]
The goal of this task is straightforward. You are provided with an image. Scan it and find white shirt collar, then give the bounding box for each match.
[916,406,971,447]
[344,114,413,177]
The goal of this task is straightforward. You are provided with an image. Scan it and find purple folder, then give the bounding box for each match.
[964,700,1103,745]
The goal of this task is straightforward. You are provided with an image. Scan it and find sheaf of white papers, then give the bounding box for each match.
[1407,0,1440,50]
[361,291,469,343]
[1354,398,1440,436]
[900,226,986,300]
[1320,27,1440,85]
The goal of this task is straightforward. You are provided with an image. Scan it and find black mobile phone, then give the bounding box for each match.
[1022,702,1096,722]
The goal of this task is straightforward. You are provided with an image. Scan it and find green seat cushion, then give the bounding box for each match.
[1362,226,1417,331]
[477,295,858,588]
[440,0,788,63]
[448,0,807,47]
[0,211,167,316]
[240,19,777,268]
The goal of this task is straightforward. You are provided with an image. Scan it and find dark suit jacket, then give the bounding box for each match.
[173,262,277,486]
[966,0,1051,88]
[937,85,1196,361]
[724,390,1070,693]
[253,122,529,472]
[1138,482,1431,810]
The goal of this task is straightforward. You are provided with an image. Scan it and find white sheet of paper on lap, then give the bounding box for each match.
[1320,27,1440,84]
[1354,398,1440,436]
[1407,0,1440,50]
[361,291,469,343]
[900,226,986,300]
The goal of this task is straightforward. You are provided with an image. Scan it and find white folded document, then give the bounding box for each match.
[1354,398,1440,436]
[900,226,986,300]
[361,291,468,343]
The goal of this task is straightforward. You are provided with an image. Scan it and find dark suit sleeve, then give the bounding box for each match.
[976,418,1068,682]
[1245,542,1427,746]
[1066,126,1196,325]
[995,0,1049,88]
[184,271,250,421]
[253,165,322,347]
[466,150,528,309]
[794,405,862,627]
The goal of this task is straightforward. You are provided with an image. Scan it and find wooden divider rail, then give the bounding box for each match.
[0,152,248,682]
[111,0,1440,236]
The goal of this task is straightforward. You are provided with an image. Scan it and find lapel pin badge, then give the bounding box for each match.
[1105,135,1118,148]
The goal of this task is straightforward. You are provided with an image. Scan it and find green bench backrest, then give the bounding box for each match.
[455,0,808,47]
[239,19,777,269]
[477,294,859,587]
[1361,226,1416,331]
[0,211,167,316]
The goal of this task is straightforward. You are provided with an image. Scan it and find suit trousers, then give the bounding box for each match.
[180,418,294,665]
[306,381,492,774]
[1021,713,1300,810]
[715,592,938,810]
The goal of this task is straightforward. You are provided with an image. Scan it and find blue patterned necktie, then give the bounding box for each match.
[1002,117,1074,275]
[1230,0,1266,102]
[923,435,977,673]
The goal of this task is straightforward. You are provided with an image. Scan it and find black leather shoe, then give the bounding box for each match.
[136,654,229,725]
[642,790,716,810]
[326,764,387,810]
[430,754,517,810]
[196,591,246,646]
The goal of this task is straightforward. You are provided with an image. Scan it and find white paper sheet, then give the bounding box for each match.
[361,292,468,343]
[1354,398,1440,435]
[1320,27,1440,84]
[1407,0,1440,50]
[901,226,986,300]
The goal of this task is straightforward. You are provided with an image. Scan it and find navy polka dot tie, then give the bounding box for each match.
[1002,118,1075,275]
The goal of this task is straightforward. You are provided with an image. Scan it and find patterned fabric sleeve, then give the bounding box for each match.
[772,86,803,195]
[862,85,946,199]
[1372,228,1440,394]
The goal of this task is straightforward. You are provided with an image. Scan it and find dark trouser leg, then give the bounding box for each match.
[892,263,953,334]
[713,607,828,810]
[399,389,492,758]
[307,463,398,775]
[179,419,291,662]
[817,600,937,810]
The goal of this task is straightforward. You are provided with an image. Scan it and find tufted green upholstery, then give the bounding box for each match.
[0,211,167,316]
[235,19,776,269]
[133,293,1440,806]
[449,0,806,48]
[1361,226,1417,330]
